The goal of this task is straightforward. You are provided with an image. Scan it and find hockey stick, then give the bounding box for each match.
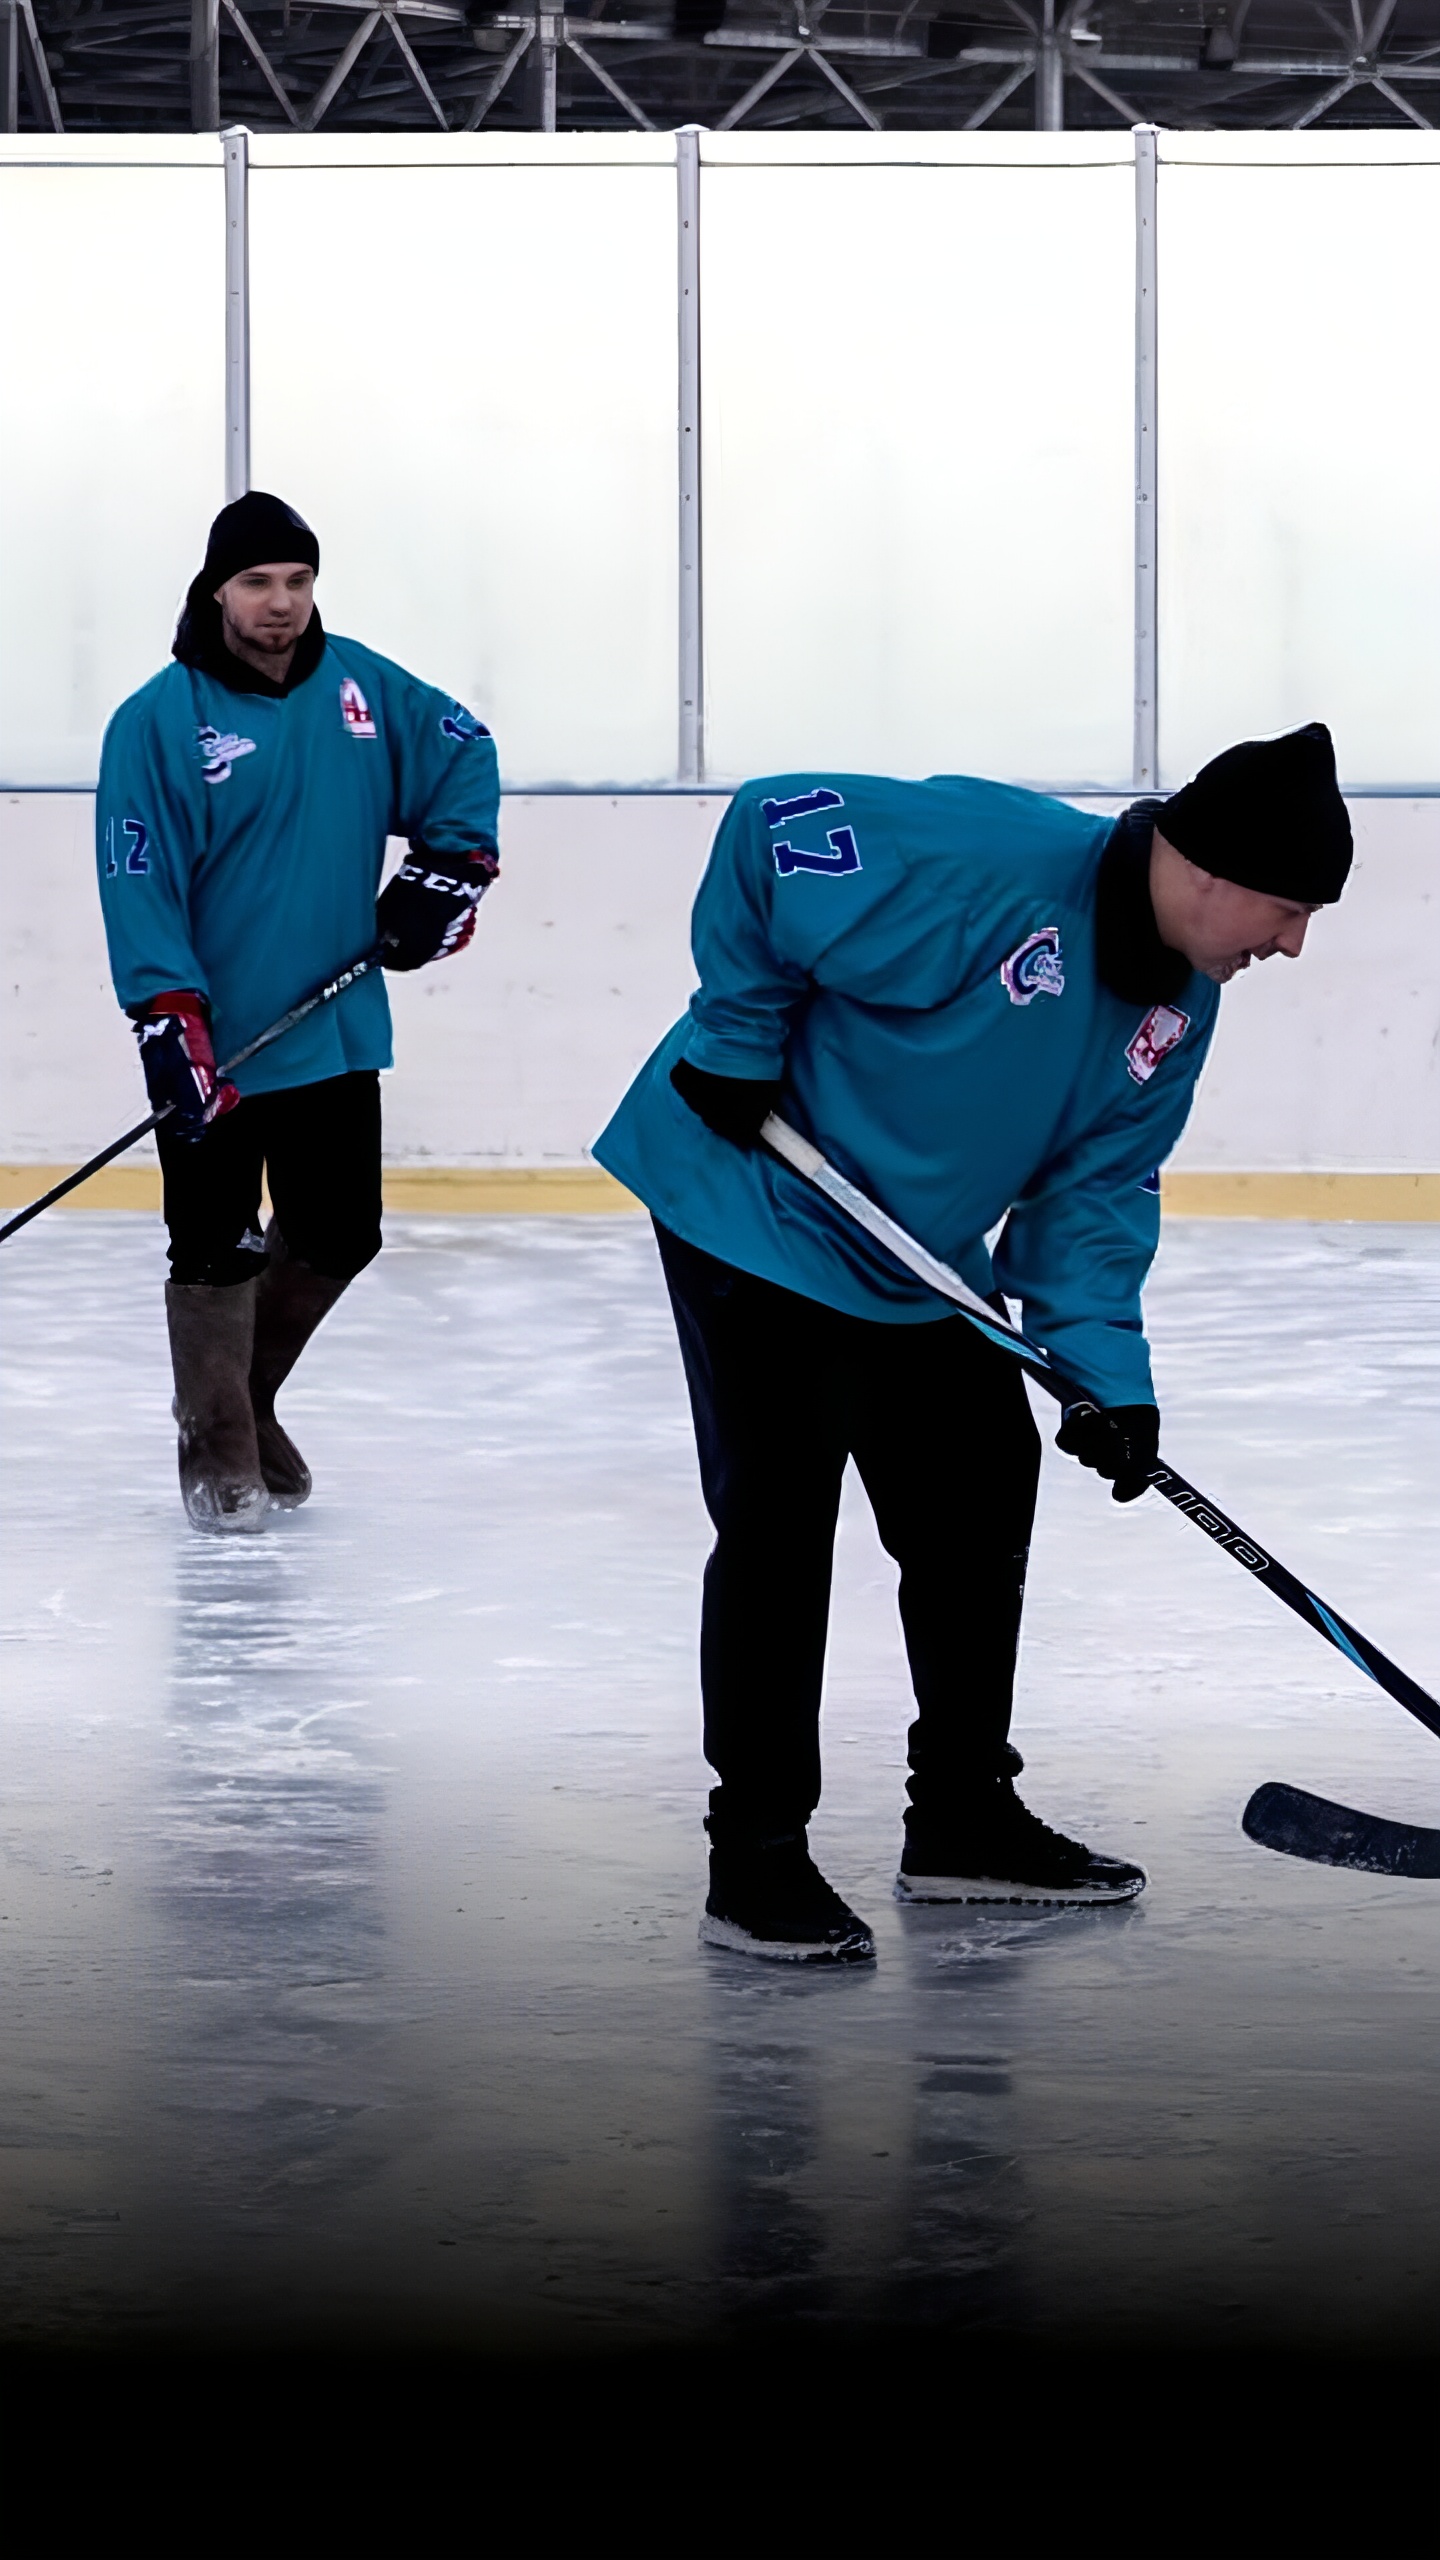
[0,945,385,1247]
[762,1113,1440,1869]
[1241,1783,1440,1879]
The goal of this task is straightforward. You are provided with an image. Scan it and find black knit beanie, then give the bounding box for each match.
[1160,722,1352,905]
[174,492,319,668]
[199,490,319,590]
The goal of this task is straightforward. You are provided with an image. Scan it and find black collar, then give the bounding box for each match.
[175,602,327,698]
[1095,801,1194,1006]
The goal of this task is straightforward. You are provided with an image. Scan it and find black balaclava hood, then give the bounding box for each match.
[1095,798,1194,1007]
[173,491,322,685]
[1159,721,1352,905]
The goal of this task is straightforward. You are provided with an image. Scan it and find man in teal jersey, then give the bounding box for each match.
[96,490,500,1534]
[594,725,1352,1963]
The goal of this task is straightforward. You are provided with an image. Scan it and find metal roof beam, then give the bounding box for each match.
[302,1,378,122]
[220,0,301,118]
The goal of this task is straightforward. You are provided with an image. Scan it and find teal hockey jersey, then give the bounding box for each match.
[593,773,1219,1408]
[96,631,499,1096]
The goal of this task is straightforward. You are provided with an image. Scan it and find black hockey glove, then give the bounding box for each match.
[670,1057,782,1149]
[133,991,240,1142]
[377,840,499,972]
[1055,1400,1160,1504]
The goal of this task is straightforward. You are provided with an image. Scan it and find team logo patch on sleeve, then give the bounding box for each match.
[440,704,491,743]
[1000,926,1065,1006]
[339,678,377,739]
[196,725,256,786]
[1126,1003,1190,1083]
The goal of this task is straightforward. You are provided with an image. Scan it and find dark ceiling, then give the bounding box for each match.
[4,0,1437,135]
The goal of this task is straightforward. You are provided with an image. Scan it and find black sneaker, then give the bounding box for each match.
[897,1784,1146,1907]
[701,1837,876,1964]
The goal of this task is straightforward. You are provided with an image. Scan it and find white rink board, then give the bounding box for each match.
[1157,138,1440,789]
[248,137,680,789]
[0,141,226,788]
[2,790,1436,1176]
[698,139,1134,787]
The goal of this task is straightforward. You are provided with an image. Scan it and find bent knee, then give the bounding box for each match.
[278,1221,382,1285]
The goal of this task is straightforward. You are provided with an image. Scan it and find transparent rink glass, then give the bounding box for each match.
[0,140,226,789]
[1157,137,1440,791]
[698,138,1135,792]
[247,137,680,791]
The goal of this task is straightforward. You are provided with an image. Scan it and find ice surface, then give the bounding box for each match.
[1,1212,1438,2355]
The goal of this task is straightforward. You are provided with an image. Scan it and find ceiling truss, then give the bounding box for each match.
[1,0,1436,133]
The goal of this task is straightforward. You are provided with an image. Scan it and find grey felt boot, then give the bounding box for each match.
[248,1225,351,1507]
[165,1279,271,1534]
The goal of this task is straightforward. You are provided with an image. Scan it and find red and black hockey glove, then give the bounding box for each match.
[670,1057,782,1149]
[377,840,499,972]
[134,991,240,1143]
[1055,1400,1160,1504]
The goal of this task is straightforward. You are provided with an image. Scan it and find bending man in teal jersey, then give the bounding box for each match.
[97,490,500,1534]
[595,725,1352,1963]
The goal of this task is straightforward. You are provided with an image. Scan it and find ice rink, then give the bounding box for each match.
[2,1210,1439,2364]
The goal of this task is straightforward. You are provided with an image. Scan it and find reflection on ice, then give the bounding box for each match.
[153,1537,389,2246]
[0,1212,1438,2353]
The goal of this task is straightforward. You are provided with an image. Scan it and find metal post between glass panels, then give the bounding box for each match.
[1133,122,1159,790]
[223,127,251,503]
[677,126,703,786]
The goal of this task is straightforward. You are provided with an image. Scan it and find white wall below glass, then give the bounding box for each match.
[4,791,1435,1177]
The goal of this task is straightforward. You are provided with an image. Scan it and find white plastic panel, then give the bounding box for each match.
[249,138,678,788]
[699,138,1134,789]
[0,140,225,787]
[1157,137,1440,789]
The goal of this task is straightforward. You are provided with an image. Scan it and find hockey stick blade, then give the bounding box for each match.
[1243,1781,1440,1879]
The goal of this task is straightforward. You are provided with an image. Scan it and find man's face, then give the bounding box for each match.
[1150,830,1319,983]
[215,561,315,658]
[1182,878,1316,983]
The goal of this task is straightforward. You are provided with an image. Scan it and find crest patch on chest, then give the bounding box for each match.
[339,677,377,739]
[1000,926,1065,1007]
[196,725,256,786]
[1126,1003,1190,1083]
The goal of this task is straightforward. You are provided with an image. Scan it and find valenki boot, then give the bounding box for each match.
[165,1279,270,1534]
[248,1224,351,1506]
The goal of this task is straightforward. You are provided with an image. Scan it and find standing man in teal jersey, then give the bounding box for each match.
[97,491,500,1534]
[595,726,1353,1963]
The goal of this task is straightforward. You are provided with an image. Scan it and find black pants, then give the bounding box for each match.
[157,1072,383,1287]
[655,1221,1042,1845]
